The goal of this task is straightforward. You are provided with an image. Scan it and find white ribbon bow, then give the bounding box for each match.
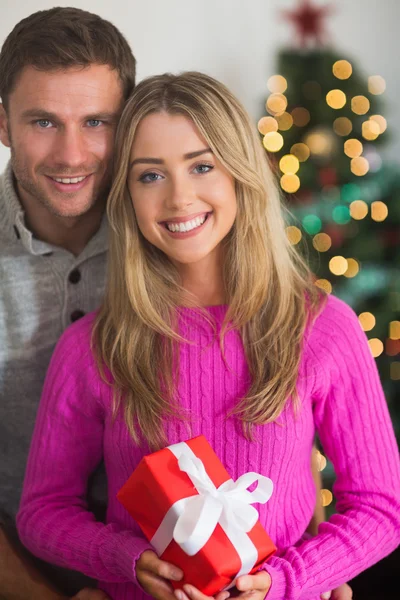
[150,441,273,580]
[173,452,274,556]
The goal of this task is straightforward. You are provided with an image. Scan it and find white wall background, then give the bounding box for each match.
[0,0,399,171]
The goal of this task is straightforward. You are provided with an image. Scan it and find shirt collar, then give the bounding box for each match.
[0,161,108,257]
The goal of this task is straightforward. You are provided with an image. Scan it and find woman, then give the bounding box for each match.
[17,72,399,600]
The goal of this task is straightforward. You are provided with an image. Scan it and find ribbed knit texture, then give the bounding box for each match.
[17,295,400,600]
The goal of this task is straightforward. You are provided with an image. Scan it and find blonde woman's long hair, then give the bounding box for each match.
[93,71,324,448]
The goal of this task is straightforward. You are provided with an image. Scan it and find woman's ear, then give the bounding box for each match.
[0,104,11,148]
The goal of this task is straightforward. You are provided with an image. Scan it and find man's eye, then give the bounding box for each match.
[36,120,52,128]
[87,119,102,127]
[194,163,213,174]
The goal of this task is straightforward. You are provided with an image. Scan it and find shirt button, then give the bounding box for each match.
[70,310,85,322]
[69,269,81,284]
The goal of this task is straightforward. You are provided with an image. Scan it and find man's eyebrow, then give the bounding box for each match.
[21,109,59,121]
[130,148,212,169]
[21,109,118,122]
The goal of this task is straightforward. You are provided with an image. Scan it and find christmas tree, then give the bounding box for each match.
[258,0,400,523]
[259,0,400,455]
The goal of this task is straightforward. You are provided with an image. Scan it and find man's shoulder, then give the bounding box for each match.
[0,163,18,239]
[0,162,18,210]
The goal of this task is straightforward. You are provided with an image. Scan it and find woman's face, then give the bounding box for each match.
[128,112,237,271]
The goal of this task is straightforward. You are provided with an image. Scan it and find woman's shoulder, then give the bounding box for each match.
[304,293,363,357]
[313,293,359,331]
[53,310,98,366]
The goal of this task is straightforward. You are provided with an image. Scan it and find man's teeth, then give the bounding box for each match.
[52,176,87,184]
[166,215,206,233]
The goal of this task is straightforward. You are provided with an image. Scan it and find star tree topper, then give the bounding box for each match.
[282,0,334,47]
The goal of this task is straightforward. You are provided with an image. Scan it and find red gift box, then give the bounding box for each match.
[117,435,276,595]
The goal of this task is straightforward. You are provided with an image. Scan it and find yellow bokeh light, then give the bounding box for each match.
[321,489,333,507]
[362,120,380,141]
[281,174,300,193]
[313,233,332,252]
[389,321,400,340]
[390,362,400,381]
[344,139,363,158]
[333,60,353,80]
[351,157,369,176]
[286,225,302,245]
[333,117,353,136]
[368,338,384,357]
[263,131,284,152]
[370,115,387,134]
[326,89,347,109]
[350,200,368,220]
[267,74,288,94]
[291,107,310,127]
[304,131,334,157]
[258,116,278,135]
[368,75,386,95]
[329,256,348,275]
[316,450,327,471]
[314,279,332,294]
[351,95,370,115]
[266,93,288,116]
[290,143,310,162]
[344,258,359,278]
[371,201,388,222]
[279,154,300,174]
[276,111,294,131]
[358,312,376,332]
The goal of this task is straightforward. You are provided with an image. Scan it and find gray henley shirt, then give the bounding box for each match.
[0,161,108,594]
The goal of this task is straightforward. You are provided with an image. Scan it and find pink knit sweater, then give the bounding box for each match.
[17,295,400,600]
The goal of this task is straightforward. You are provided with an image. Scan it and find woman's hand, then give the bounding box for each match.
[321,583,353,600]
[136,550,184,600]
[174,572,271,600]
[234,572,271,599]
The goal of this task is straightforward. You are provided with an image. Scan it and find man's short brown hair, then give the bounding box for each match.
[0,6,136,109]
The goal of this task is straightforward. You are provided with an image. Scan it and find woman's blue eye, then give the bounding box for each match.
[87,119,102,127]
[194,163,213,174]
[140,172,162,183]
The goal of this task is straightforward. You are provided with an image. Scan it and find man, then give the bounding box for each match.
[0,7,135,599]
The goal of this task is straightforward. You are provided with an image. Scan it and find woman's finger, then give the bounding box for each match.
[215,591,231,600]
[235,572,271,593]
[138,569,177,600]
[331,584,353,600]
[137,549,183,581]
[179,583,216,600]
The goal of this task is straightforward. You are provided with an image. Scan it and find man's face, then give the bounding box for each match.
[0,64,124,218]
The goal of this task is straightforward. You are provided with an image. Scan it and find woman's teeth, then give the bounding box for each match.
[166,214,207,233]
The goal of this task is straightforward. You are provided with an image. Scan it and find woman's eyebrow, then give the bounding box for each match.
[130,148,212,169]
[183,148,212,159]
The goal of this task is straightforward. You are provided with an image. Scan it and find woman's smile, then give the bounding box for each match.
[160,211,212,236]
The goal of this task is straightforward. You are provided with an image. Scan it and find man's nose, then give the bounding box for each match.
[52,127,88,170]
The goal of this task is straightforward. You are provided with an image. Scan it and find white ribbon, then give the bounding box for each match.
[150,441,273,581]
